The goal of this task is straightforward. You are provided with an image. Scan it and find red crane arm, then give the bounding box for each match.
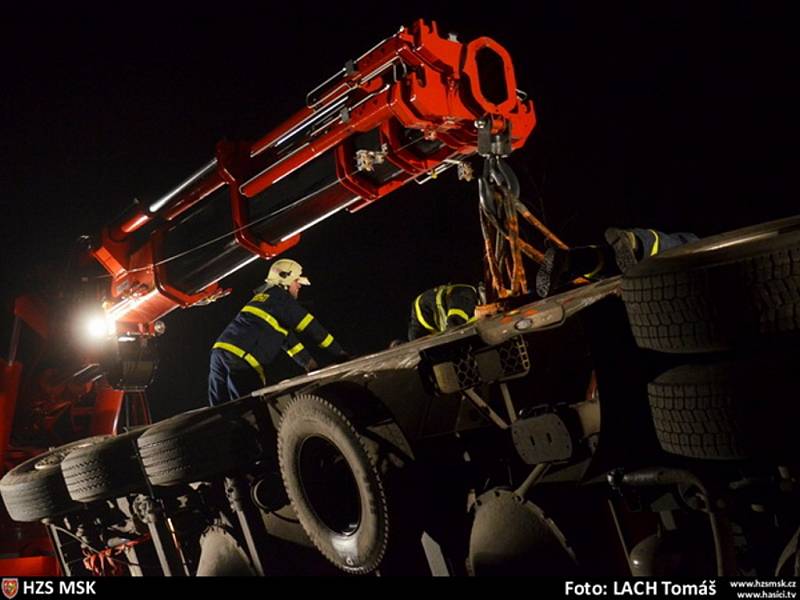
[92,19,536,332]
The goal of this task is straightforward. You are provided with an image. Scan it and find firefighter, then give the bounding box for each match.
[408,283,480,341]
[536,227,699,298]
[208,258,350,406]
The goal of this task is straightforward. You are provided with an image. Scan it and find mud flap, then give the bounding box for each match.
[468,488,577,575]
[195,525,256,576]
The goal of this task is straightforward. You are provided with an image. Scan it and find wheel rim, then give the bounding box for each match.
[298,435,361,536]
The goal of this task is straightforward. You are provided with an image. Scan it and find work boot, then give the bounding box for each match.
[535,245,608,298]
[603,228,643,273]
[535,247,570,298]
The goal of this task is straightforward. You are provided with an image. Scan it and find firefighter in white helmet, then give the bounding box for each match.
[209,258,350,405]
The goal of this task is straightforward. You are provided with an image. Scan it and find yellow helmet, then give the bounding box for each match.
[266,258,310,288]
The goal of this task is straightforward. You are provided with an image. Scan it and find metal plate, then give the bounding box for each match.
[511,412,574,464]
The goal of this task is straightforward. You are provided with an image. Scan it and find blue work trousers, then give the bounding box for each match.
[208,348,264,407]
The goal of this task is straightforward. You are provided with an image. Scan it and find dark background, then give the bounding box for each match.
[1,6,797,420]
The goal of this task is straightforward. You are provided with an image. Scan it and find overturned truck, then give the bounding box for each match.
[2,20,800,577]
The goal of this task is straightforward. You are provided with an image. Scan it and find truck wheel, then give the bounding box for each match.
[648,359,796,460]
[622,215,800,353]
[62,429,148,503]
[0,436,109,522]
[138,410,259,486]
[277,393,394,574]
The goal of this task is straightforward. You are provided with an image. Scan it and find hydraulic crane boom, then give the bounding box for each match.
[92,19,536,335]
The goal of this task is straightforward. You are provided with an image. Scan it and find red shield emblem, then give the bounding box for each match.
[1,579,18,600]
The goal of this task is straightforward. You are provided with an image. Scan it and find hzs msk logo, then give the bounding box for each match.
[1,578,18,600]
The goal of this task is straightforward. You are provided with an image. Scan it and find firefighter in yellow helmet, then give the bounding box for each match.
[208,259,350,405]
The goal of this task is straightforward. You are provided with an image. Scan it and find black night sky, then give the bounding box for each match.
[1,7,797,420]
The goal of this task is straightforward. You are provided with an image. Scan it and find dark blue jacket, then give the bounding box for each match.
[408,284,478,341]
[215,284,346,372]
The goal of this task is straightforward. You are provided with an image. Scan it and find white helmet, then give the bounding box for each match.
[266,258,310,288]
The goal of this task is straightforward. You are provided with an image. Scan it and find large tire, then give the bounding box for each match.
[62,429,149,503]
[0,436,109,522]
[137,409,260,487]
[648,358,798,460]
[622,215,800,353]
[277,393,396,574]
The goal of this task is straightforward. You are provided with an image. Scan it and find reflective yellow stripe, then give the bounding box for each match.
[212,342,265,384]
[241,305,288,335]
[648,229,660,256]
[446,308,471,322]
[582,249,605,279]
[296,313,314,332]
[434,286,447,331]
[286,342,305,357]
[319,334,334,349]
[414,294,436,332]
